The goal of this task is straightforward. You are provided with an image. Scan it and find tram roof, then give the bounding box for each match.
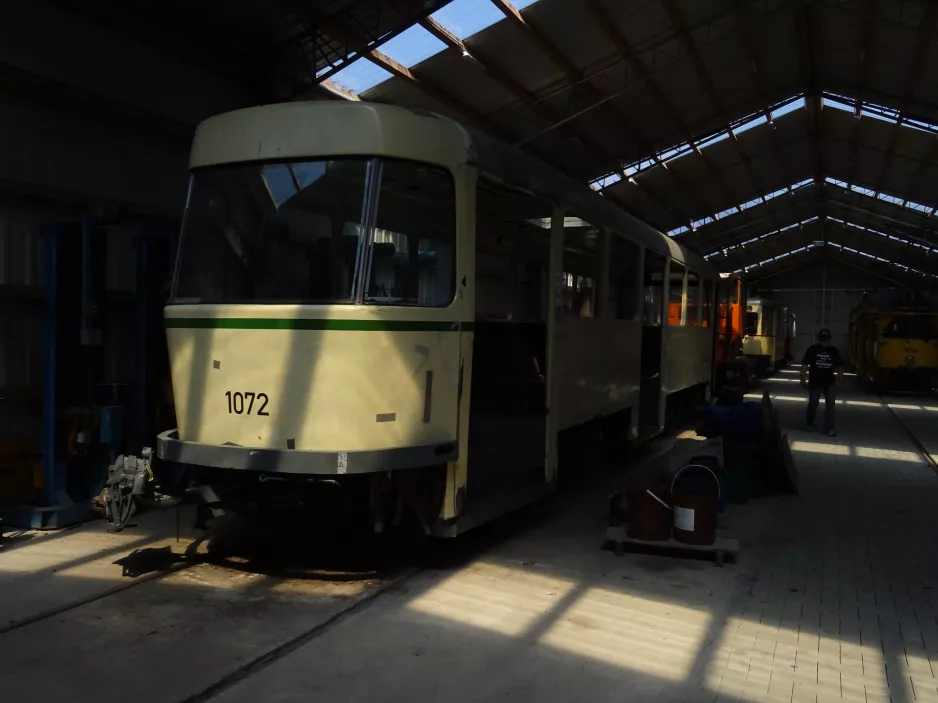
[191,101,714,274]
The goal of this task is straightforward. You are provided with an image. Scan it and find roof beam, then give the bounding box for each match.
[794,0,821,182]
[748,249,908,286]
[489,0,699,225]
[419,16,614,176]
[583,0,756,233]
[489,0,582,79]
[731,2,797,187]
[847,0,878,186]
[487,0,653,151]
[362,48,491,125]
[658,0,790,240]
[872,4,938,197]
[295,0,450,86]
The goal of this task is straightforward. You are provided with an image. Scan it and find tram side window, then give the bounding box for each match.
[475,177,551,321]
[668,261,686,326]
[643,249,667,326]
[609,236,640,320]
[561,216,600,318]
[700,279,713,328]
[745,311,759,335]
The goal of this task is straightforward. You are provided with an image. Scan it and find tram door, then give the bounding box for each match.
[466,181,551,503]
[639,249,667,433]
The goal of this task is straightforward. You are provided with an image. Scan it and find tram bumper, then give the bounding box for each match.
[156,429,457,476]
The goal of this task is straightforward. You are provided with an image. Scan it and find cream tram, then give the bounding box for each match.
[742,297,791,375]
[157,102,717,536]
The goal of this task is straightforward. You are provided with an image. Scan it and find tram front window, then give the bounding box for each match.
[173,158,456,307]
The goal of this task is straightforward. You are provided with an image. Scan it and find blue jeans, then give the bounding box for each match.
[806,384,835,432]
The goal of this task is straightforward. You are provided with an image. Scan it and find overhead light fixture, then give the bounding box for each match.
[628,177,637,185]
[462,49,471,58]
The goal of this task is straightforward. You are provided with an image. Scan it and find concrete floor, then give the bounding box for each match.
[1,378,937,703]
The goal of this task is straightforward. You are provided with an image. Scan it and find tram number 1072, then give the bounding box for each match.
[225,391,270,416]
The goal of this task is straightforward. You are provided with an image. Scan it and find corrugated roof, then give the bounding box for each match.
[65,0,938,280]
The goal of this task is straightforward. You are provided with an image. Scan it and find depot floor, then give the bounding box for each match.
[1,375,938,703]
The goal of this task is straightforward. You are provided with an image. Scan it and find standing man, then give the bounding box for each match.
[800,328,845,436]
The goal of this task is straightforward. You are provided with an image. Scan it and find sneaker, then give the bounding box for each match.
[824,430,837,437]
[805,424,815,432]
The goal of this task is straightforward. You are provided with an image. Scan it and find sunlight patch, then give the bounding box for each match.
[539,587,711,681]
[406,562,575,636]
[790,441,849,456]
[854,446,922,463]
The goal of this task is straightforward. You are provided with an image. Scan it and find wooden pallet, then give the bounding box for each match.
[602,525,740,567]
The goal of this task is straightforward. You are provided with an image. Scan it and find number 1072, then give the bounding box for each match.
[225,391,270,416]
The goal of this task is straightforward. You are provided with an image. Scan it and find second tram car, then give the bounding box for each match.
[742,298,791,374]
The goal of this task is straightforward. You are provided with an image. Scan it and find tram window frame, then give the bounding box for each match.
[643,249,667,327]
[668,261,686,326]
[171,157,457,308]
[686,270,701,326]
[609,234,640,321]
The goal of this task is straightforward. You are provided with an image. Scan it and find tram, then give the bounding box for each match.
[742,297,791,374]
[849,288,938,394]
[156,101,718,536]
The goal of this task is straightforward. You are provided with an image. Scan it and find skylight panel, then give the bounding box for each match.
[878,192,904,206]
[850,184,875,197]
[590,172,622,190]
[905,116,938,134]
[861,108,894,124]
[699,131,730,148]
[716,206,740,220]
[739,197,763,210]
[764,187,788,201]
[772,97,806,120]
[379,24,447,67]
[825,177,848,188]
[330,59,393,94]
[905,200,931,213]
[431,0,541,40]
[691,216,714,229]
[791,177,815,190]
[822,96,853,112]
[734,114,768,135]
[669,225,690,237]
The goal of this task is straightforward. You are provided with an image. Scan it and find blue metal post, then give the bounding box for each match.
[40,225,59,507]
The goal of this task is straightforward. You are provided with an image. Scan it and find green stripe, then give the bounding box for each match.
[166,318,473,332]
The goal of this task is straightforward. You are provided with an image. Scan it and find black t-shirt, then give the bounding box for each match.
[802,344,844,387]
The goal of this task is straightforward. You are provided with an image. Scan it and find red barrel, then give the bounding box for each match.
[671,465,721,546]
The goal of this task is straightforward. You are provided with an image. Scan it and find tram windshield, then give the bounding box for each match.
[173,158,456,306]
[882,315,938,341]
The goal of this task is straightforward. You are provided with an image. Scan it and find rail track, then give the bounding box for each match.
[880,395,938,472]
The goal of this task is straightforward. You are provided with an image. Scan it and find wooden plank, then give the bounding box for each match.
[603,525,739,566]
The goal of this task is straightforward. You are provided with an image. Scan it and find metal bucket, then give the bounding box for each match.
[671,464,721,546]
[626,486,671,541]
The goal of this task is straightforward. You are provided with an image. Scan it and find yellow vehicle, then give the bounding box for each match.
[742,298,790,375]
[849,288,938,394]
[156,101,717,536]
